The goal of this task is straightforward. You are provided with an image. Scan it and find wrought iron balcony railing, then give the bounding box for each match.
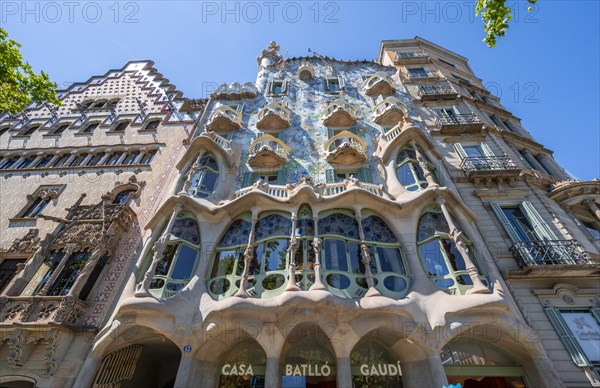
[395,52,430,64]
[436,113,481,126]
[420,83,457,99]
[510,240,593,268]
[460,156,519,174]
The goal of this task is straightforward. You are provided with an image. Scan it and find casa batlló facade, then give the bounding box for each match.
[0,38,599,388]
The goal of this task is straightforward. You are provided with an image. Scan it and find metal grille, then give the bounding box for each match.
[509,240,593,267]
[93,344,143,388]
[420,83,456,96]
[436,113,481,126]
[460,156,519,173]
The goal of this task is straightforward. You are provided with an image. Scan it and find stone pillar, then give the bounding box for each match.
[235,211,259,298]
[72,354,102,388]
[81,153,94,166]
[133,148,147,164]
[355,209,380,297]
[46,154,60,167]
[538,154,568,179]
[97,150,112,165]
[336,356,352,388]
[285,212,300,292]
[583,199,600,222]
[411,140,438,187]
[30,153,45,167]
[64,151,78,166]
[116,150,129,165]
[401,357,448,388]
[135,203,183,297]
[309,216,326,291]
[520,148,546,172]
[436,196,489,294]
[523,356,563,388]
[265,356,280,388]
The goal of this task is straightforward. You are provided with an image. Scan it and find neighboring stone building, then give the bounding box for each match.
[1,39,599,388]
[0,61,205,387]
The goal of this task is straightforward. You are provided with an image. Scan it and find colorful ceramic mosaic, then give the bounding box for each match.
[318,213,359,239]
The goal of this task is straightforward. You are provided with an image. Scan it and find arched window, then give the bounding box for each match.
[209,217,252,298]
[350,338,402,386]
[48,249,92,296]
[417,207,481,295]
[396,146,435,191]
[148,212,201,298]
[113,190,136,204]
[188,154,219,198]
[209,213,292,299]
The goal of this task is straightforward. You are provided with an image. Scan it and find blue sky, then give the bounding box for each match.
[4,0,599,179]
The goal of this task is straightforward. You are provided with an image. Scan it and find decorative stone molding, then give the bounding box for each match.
[211,82,258,100]
[6,330,24,367]
[257,41,282,67]
[43,329,61,377]
[548,179,600,205]
[298,59,314,81]
[2,228,40,254]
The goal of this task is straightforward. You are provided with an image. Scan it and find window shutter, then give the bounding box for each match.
[327,128,334,139]
[491,203,521,243]
[324,79,330,92]
[325,169,336,183]
[375,95,384,105]
[281,80,288,94]
[338,77,345,91]
[544,307,590,367]
[480,143,495,157]
[277,166,289,185]
[348,126,358,135]
[519,201,558,241]
[277,131,286,142]
[454,144,468,159]
[226,132,234,141]
[242,172,256,188]
[236,103,244,112]
[358,166,373,183]
[267,81,274,96]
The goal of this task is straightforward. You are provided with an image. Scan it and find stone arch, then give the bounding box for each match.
[0,375,37,388]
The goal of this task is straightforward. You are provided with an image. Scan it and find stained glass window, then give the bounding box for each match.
[319,213,359,239]
[171,216,201,245]
[218,219,252,247]
[362,215,396,243]
[189,154,219,198]
[255,214,292,241]
[396,146,434,192]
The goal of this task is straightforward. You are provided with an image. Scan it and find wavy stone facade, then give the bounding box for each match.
[1,38,599,388]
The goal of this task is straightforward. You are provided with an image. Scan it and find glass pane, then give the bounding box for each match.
[417,212,450,241]
[502,207,536,241]
[49,250,91,296]
[323,239,348,271]
[319,213,359,239]
[262,274,285,290]
[349,242,362,274]
[419,240,449,277]
[211,250,238,277]
[383,275,407,292]
[441,240,467,271]
[463,146,483,158]
[251,244,264,275]
[171,217,200,245]
[326,273,351,289]
[170,245,198,280]
[264,239,289,272]
[377,247,405,274]
[156,244,178,276]
[397,164,416,187]
[200,171,217,192]
[255,215,292,241]
[210,278,230,294]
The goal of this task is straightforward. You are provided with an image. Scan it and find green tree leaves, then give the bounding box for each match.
[0,28,61,113]
[476,0,538,47]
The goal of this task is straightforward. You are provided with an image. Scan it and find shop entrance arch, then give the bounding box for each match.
[350,338,403,388]
[218,340,266,388]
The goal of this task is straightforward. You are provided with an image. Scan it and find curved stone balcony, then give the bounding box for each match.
[247,134,290,169]
[322,99,359,128]
[211,82,258,100]
[256,102,291,131]
[325,130,367,166]
[205,105,242,132]
[372,96,408,126]
[363,72,396,96]
[298,59,314,81]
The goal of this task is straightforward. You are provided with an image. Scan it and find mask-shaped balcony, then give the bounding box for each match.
[241,82,259,99]
[322,99,359,128]
[298,59,314,81]
[325,130,367,166]
[205,105,242,133]
[363,72,396,97]
[372,96,407,126]
[256,102,291,131]
[247,134,290,169]
[211,82,258,100]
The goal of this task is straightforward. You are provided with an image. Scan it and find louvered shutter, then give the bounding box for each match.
[277,131,286,142]
[325,169,336,183]
[520,201,558,241]
[338,77,345,91]
[327,128,334,139]
[544,307,590,367]
[323,79,330,92]
[454,144,468,159]
[491,203,521,243]
[242,172,256,188]
[358,166,373,183]
[277,166,289,185]
[480,143,495,157]
[281,80,288,94]
[267,81,274,96]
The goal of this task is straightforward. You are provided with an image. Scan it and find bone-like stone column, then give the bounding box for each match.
[135,203,183,297]
[410,139,438,187]
[436,196,489,294]
[309,216,326,291]
[285,212,301,292]
[355,210,380,297]
[235,211,259,298]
